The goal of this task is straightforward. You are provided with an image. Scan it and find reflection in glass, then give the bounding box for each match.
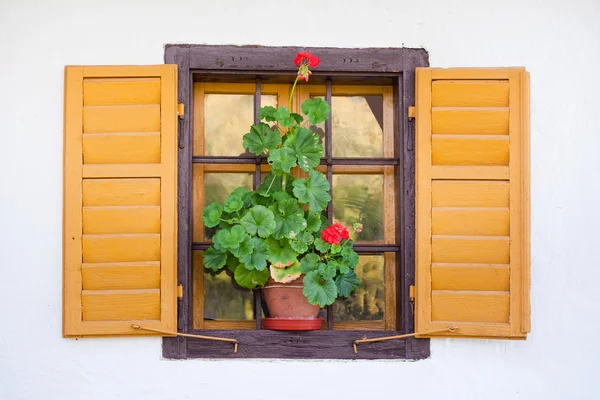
[204,269,254,321]
[332,96,383,157]
[204,94,277,156]
[334,255,385,322]
[204,173,253,239]
[332,174,384,242]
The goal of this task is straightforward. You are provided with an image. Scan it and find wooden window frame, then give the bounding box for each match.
[163,44,429,360]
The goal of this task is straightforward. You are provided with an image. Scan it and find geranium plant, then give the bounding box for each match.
[202,51,362,308]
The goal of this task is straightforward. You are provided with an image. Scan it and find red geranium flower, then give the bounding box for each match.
[294,51,320,68]
[294,51,310,66]
[321,223,350,245]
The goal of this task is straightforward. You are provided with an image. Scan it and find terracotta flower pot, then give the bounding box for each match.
[262,276,323,330]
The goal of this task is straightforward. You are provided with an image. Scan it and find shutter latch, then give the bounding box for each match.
[408,106,416,119]
[177,103,185,119]
[177,284,183,299]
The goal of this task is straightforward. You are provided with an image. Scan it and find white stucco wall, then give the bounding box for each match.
[1,0,599,398]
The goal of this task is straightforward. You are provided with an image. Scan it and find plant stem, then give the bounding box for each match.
[288,75,300,112]
[263,175,276,196]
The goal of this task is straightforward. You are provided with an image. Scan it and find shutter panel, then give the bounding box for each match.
[63,65,178,336]
[415,68,530,339]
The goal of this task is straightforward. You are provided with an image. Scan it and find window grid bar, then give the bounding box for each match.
[253,78,263,330]
[192,242,400,253]
[192,156,399,165]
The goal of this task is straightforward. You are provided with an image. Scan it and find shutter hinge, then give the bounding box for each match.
[409,285,415,316]
[177,103,185,119]
[408,106,416,119]
[177,284,183,299]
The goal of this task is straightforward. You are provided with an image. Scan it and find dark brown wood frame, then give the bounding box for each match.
[163,44,429,359]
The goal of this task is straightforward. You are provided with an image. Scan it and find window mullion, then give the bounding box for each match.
[325,79,334,330]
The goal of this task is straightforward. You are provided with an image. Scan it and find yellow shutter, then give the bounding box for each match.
[63,65,178,337]
[415,68,530,339]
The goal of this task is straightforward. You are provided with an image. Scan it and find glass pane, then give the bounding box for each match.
[204,173,253,239]
[332,174,384,242]
[204,268,255,321]
[204,94,277,156]
[332,95,383,157]
[334,255,385,322]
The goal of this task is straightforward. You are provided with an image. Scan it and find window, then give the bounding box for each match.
[62,47,529,360]
[193,83,398,331]
[163,45,430,359]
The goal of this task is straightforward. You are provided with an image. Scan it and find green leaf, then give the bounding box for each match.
[319,261,337,280]
[239,237,269,271]
[272,198,307,239]
[292,169,332,212]
[224,194,244,213]
[290,113,304,123]
[258,106,277,122]
[306,212,322,233]
[274,106,296,128]
[202,202,223,228]
[300,253,320,274]
[289,230,314,253]
[303,270,337,307]
[242,123,281,155]
[313,237,331,253]
[234,263,270,289]
[258,172,282,197]
[212,225,246,250]
[283,127,323,171]
[266,238,297,268]
[251,192,275,207]
[284,174,295,196]
[330,243,342,254]
[240,205,276,238]
[231,235,255,259]
[231,186,252,207]
[341,246,359,269]
[226,253,240,273]
[301,97,331,125]
[202,246,228,271]
[270,262,302,284]
[273,191,291,203]
[267,147,297,175]
[335,270,360,297]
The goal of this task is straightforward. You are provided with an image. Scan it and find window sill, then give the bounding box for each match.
[163,331,430,360]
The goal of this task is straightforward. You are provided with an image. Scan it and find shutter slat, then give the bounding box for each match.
[63,65,177,337]
[83,178,161,206]
[83,206,161,234]
[82,132,161,164]
[431,263,510,291]
[83,105,161,133]
[82,289,161,321]
[82,262,161,290]
[432,291,509,323]
[432,108,509,135]
[432,135,509,166]
[416,67,530,339]
[83,78,161,106]
[432,80,509,107]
